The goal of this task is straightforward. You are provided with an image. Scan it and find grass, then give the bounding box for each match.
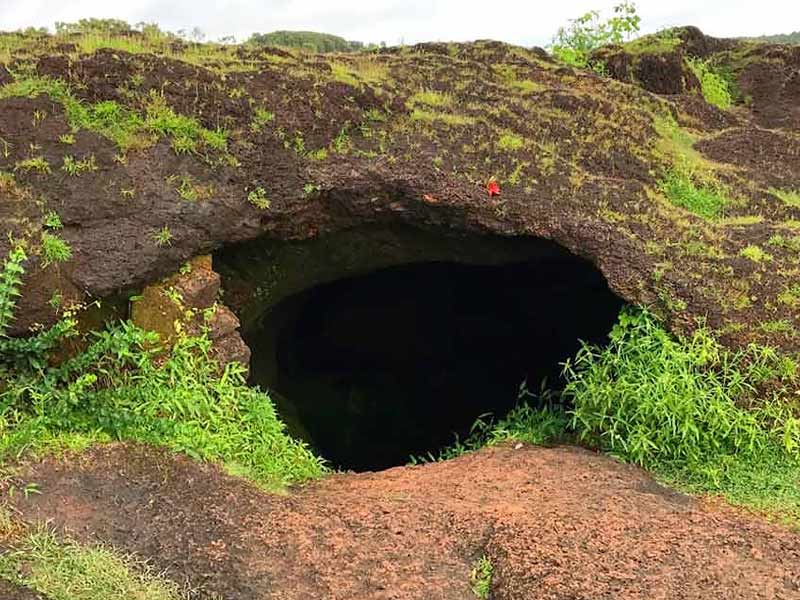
[430,307,800,524]
[62,154,98,176]
[0,528,186,600]
[0,244,325,492]
[770,188,800,208]
[409,109,476,127]
[0,77,227,156]
[658,168,728,219]
[739,245,772,262]
[408,90,452,108]
[497,132,525,152]
[40,232,72,266]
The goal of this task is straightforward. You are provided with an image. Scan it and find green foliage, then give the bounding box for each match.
[55,18,134,37]
[469,555,493,599]
[145,91,228,155]
[0,246,27,336]
[247,30,363,52]
[747,31,800,44]
[739,245,772,262]
[551,1,641,67]
[14,157,50,174]
[770,188,800,208]
[151,226,172,247]
[40,232,72,266]
[408,90,452,108]
[658,168,728,219]
[250,107,275,133]
[686,58,733,109]
[43,212,63,230]
[0,528,184,600]
[0,250,325,490]
[61,154,98,176]
[561,307,800,519]
[497,132,525,152]
[247,186,271,209]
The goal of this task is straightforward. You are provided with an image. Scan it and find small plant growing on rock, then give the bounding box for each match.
[40,232,72,266]
[470,555,493,598]
[14,157,50,174]
[43,211,63,229]
[62,154,98,176]
[152,226,173,247]
[248,187,271,209]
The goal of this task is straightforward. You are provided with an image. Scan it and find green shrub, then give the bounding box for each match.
[550,1,641,67]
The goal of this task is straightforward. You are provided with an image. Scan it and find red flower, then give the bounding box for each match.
[486,178,501,197]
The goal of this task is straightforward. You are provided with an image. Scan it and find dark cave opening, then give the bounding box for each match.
[241,245,625,472]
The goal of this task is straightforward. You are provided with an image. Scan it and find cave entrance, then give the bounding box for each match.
[232,232,624,472]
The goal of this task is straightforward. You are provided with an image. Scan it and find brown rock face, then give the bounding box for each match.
[0,27,798,354]
[130,255,249,370]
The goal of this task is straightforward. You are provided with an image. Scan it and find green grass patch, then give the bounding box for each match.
[433,307,800,524]
[39,232,72,266]
[497,132,525,152]
[145,91,227,155]
[0,78,149,151]
[686,58,734,109]
[408,90,452,108]
[658,168,728,219]
[0,247,324,491]
[0,528,185,600]
[739,244,772,262]
[409,109,475,127]
[770,188,800,208]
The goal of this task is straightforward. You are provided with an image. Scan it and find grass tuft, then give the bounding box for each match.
[0,528,185,600]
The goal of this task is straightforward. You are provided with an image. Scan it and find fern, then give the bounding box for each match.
[0,246,27,337]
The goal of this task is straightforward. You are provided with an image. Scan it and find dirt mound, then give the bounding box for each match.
[5,443,800,599]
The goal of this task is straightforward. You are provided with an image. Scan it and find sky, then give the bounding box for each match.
[0,0,797,47]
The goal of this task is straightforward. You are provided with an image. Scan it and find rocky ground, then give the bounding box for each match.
[3,442,799,599]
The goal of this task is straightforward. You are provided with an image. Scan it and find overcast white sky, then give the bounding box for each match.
[0,0,797,47]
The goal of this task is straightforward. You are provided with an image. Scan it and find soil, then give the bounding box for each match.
[5,443,800,599]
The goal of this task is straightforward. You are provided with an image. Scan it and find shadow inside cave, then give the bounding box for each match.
[237,244,624,472]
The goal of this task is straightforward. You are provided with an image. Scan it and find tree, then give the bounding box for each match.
[550,2,641,67]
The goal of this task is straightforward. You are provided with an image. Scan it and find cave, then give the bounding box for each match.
[219,228,625,472]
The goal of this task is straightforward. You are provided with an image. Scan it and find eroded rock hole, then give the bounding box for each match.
[239,247,624,472]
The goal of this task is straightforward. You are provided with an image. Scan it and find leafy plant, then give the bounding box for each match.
[0,248,325,490]
[550,1,641,67]
[470,555,493,598]
[43,211,63,230]
[0,246,27,336]
[247,186,271,209]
